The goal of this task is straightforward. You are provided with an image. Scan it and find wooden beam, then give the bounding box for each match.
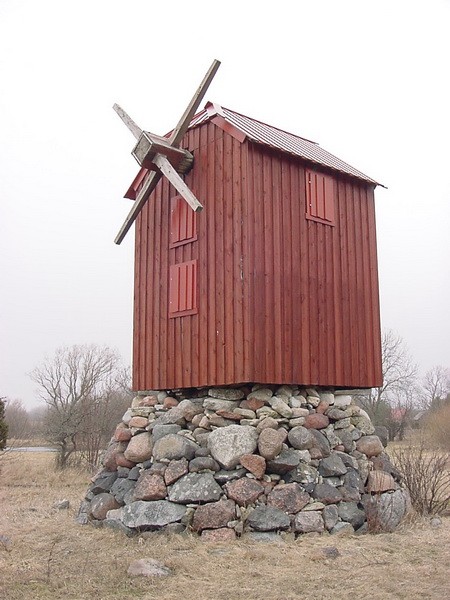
[132,131,193,171]
[113,104,142,140]
[114,169,162,244]
[114,59,220,244]
[169,59,221,146]
[153,154,203,212]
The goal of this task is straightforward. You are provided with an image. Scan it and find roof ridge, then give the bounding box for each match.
[217,104,319,146]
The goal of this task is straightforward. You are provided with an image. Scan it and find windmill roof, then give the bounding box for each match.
[189,102,382,187]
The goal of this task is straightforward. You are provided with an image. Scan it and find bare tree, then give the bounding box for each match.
[4,399,32,440]
[358,330,418,430]
[77,368,133,470]
[420,365,450,411]
[30,345,125,469]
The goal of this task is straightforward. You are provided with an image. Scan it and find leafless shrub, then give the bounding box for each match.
[30,345,131,470]
[392,439,450,515]
[426,404,450,452]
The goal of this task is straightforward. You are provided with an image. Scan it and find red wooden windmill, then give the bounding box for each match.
[113,60,383,395]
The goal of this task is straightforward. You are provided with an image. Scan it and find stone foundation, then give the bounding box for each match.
[79,385,410,538]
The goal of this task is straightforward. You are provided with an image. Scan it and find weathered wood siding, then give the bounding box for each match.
[133,124,382,391]
[244,144,382,388]
[133,122,249,390]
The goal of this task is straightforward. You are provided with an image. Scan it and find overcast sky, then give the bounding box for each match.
[1,0,449,408]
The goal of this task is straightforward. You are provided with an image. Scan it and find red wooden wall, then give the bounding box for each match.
[132,122,382,391]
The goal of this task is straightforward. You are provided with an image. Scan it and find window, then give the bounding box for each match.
[305,170,335,225]
[170,195,197,248]
[169,260,198,317]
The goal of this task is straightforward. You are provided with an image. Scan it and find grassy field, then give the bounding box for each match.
[1,451,449,600]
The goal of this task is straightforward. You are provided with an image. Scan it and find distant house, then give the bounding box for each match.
[125,103,383,393]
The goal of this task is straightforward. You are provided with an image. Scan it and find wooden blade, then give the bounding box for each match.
[169,59,221,146]
[153,154,203,212]
[114,59,220,244]
[113,104,142,140]
[114,170,162,244]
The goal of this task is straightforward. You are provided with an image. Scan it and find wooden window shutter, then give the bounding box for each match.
[170,195,197,248]
[306,170,335,225]
[169,260,198,317]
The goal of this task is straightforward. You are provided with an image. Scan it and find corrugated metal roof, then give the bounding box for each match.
[188,102,381,186]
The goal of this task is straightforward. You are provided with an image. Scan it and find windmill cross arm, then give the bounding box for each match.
[114,169,162,244]
[169,59,221,146]
[153,154,203,212]
[113,104,143,140]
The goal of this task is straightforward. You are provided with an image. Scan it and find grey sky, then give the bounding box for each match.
[1,0,449,408]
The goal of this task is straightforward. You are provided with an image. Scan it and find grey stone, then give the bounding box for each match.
[189,456,220,472]
[266,448,301,475]
[351,415,375,435]
[288,426,315,450]
[343,468,364,492]
[333,395,352,408]
[244,532,284,542]
[122,500,187,529]
[89,471,118,495]
[151,424,182,442]
[338,502,366,529]
[322,426,342,448]
[374,426,389,447]
[117,467,130,478]
[176,399,204,421]
[330,522,355,536]
[208,388,245,401]
[208,425,258,469]
[248,388,273,400]
[284,463,319,487]
[168,473,222,504]
[309,429,331,458]
[128,466,141,481]
[334,451,359,470]
[268,397,293,418]
[127,558,172,577]
[103,519,136,537]
[335,428,354,452]
[152,434,199,462]
[322,505,339,531]
[214,468,247,483]
[351,428,362,441]
[327,407,353,420]
[155,405,186,426]
[75,500,90,525]
[312,483,343,504]
[203,398,240,412]
[318,454,348,477]
[0,535,13,552]
[110,478,136,504]
[363,488,410,532]
[293,511,324,533]
[247,506,290,532]
[334,418,352,429]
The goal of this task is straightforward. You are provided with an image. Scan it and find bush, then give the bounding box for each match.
[426,404,450,451]
[0,397,8,450]
[392,439,450,515]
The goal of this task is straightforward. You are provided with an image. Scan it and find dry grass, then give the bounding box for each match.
[1,453,450,600]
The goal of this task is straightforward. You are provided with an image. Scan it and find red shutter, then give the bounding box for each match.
[169,260,198,317]
[170,196,197,247]
[306,170,335,225]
